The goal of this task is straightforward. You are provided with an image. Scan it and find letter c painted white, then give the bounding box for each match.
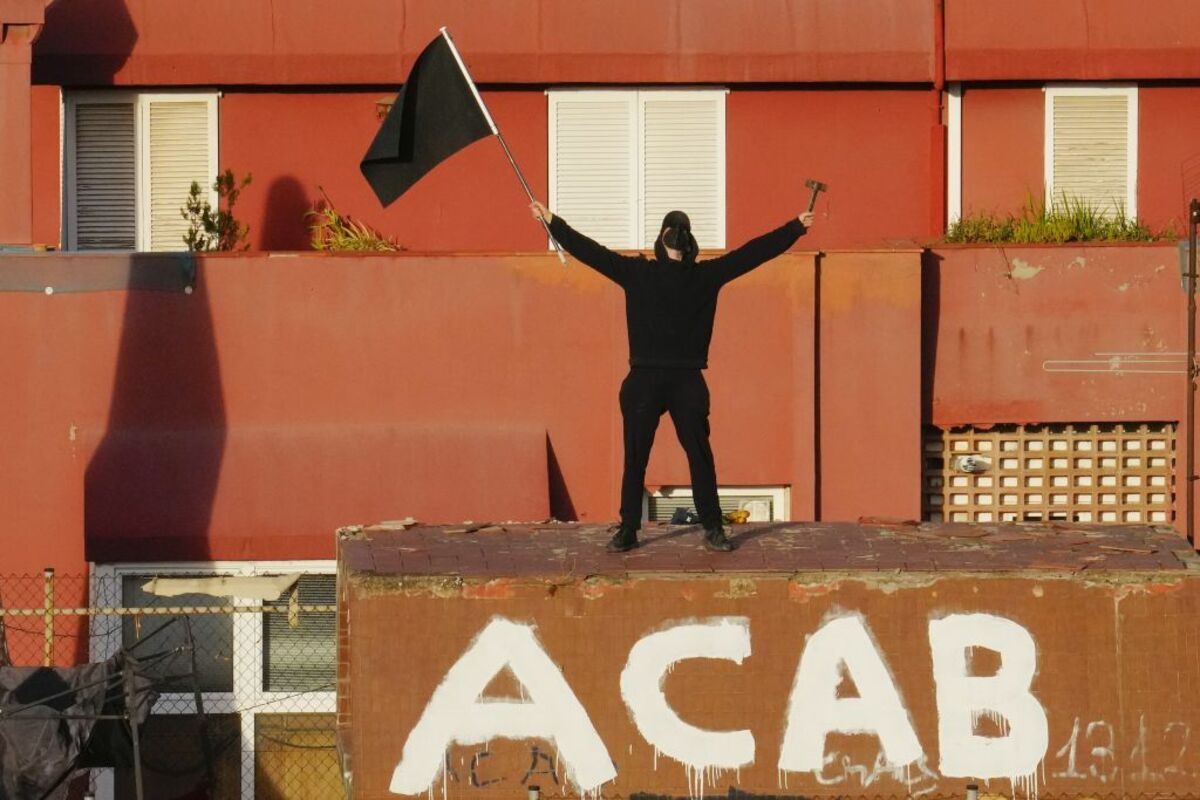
[620,617,756,771]
[388,617,615,796]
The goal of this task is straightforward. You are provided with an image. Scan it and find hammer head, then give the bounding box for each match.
[804,178,828,213]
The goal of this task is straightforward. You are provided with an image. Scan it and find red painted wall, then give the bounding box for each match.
[6,248,912,572]
[30,83,59,247]
[960,86,1044,218]
[221,88,936,253]
[928,245,1183,426]
[2,243,1195,573]
[927,243,1193,530]
[820,252,923,520]
[220,90,548,253]
[1139,86,1200,235]
[32,0,934,86]
[946,0,1200,80]
[728,89,935,249]
[959,84,1200,234]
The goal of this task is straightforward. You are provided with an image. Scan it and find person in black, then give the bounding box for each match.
[531,201,814,552]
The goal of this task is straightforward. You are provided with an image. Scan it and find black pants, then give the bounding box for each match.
[618,367,720,530]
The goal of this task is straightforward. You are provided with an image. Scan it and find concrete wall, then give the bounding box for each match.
[341,549,1200,798]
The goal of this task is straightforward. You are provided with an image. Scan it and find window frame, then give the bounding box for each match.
[1043,83,1138,218]
[63,90,219,252]
[547,87,727,250]
[89,559,335,800]
[642,485,790,523]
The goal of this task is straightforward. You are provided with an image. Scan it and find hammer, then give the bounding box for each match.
[804,179,828,213]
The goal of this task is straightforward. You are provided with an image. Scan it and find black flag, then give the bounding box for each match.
[360,32,495,207]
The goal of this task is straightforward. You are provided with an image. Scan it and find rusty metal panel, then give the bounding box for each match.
[924,423,1175,525]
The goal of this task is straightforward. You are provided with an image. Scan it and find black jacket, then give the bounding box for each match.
[548,216,807,368]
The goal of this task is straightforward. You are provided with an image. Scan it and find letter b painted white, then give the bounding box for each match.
[389,617,615,796]
[778,614,923,774]
[620,617,755,771]
[928,613,1049,780]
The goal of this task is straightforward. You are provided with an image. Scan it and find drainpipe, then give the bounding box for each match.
[929,0,947,238]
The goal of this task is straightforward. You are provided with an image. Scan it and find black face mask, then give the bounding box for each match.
[654,210,698,264]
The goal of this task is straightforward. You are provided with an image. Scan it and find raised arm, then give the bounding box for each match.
[706,212,813,285]
[532,201,636,287]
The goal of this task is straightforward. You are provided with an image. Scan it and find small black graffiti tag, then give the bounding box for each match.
[523,745,559,785]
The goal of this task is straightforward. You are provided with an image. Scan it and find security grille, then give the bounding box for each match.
[263,575,336,692]
[923,423,1175,524]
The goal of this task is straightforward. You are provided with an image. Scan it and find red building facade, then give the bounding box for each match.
[1,0,1198,567]
[4,4,1200,798]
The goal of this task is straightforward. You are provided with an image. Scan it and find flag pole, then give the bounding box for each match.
[440,27,569,266]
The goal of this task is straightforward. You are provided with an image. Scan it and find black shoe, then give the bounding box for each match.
[703,525,735,552]
[606,525,639,553]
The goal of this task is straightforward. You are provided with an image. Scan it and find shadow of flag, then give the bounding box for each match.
[360,31,495,207]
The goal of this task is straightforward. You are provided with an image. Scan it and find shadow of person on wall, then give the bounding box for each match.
[546,435,577,521]
[920,249,942,494]
[259,176,312,251]
[34,0,138,86]
[84,261,227,565]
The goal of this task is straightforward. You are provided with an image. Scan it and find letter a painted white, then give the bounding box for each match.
[778,614,923,774]
[620,618,755,771]
[389,617,615,796]
[928,613,1049,781]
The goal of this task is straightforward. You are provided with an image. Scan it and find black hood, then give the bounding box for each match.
[654,210,698,265]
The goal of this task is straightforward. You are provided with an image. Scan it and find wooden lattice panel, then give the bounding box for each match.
[923,423,1175,524]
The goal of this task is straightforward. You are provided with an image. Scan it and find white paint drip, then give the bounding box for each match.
[929,614,1047,798]
[778,613,923,775]
[1012,769,1040,800]
[971,708,1012,737]
[620,617,756,796]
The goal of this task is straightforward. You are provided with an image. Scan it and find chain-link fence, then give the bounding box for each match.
[0,569,344,800]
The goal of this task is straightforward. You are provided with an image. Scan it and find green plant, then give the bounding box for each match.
[182,169,252,251]
[306,188,402,252]
[946,193,1163,244]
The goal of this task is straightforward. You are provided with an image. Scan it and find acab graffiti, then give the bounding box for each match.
[388,612,1051,798]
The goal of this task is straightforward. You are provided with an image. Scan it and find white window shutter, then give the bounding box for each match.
[72,103,137,250]
[641,94,725,249]
[147,100,214,251]
[549,94,638,248]
[1048,88,1136,218]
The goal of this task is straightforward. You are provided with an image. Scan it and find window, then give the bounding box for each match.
[263,575,336,693]
[90,561,337,800]
[548,89,726,250]
[64,92,218,251]
[644,485,789,523]
[923,423,1174,524]
[1044,84,1138,218]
